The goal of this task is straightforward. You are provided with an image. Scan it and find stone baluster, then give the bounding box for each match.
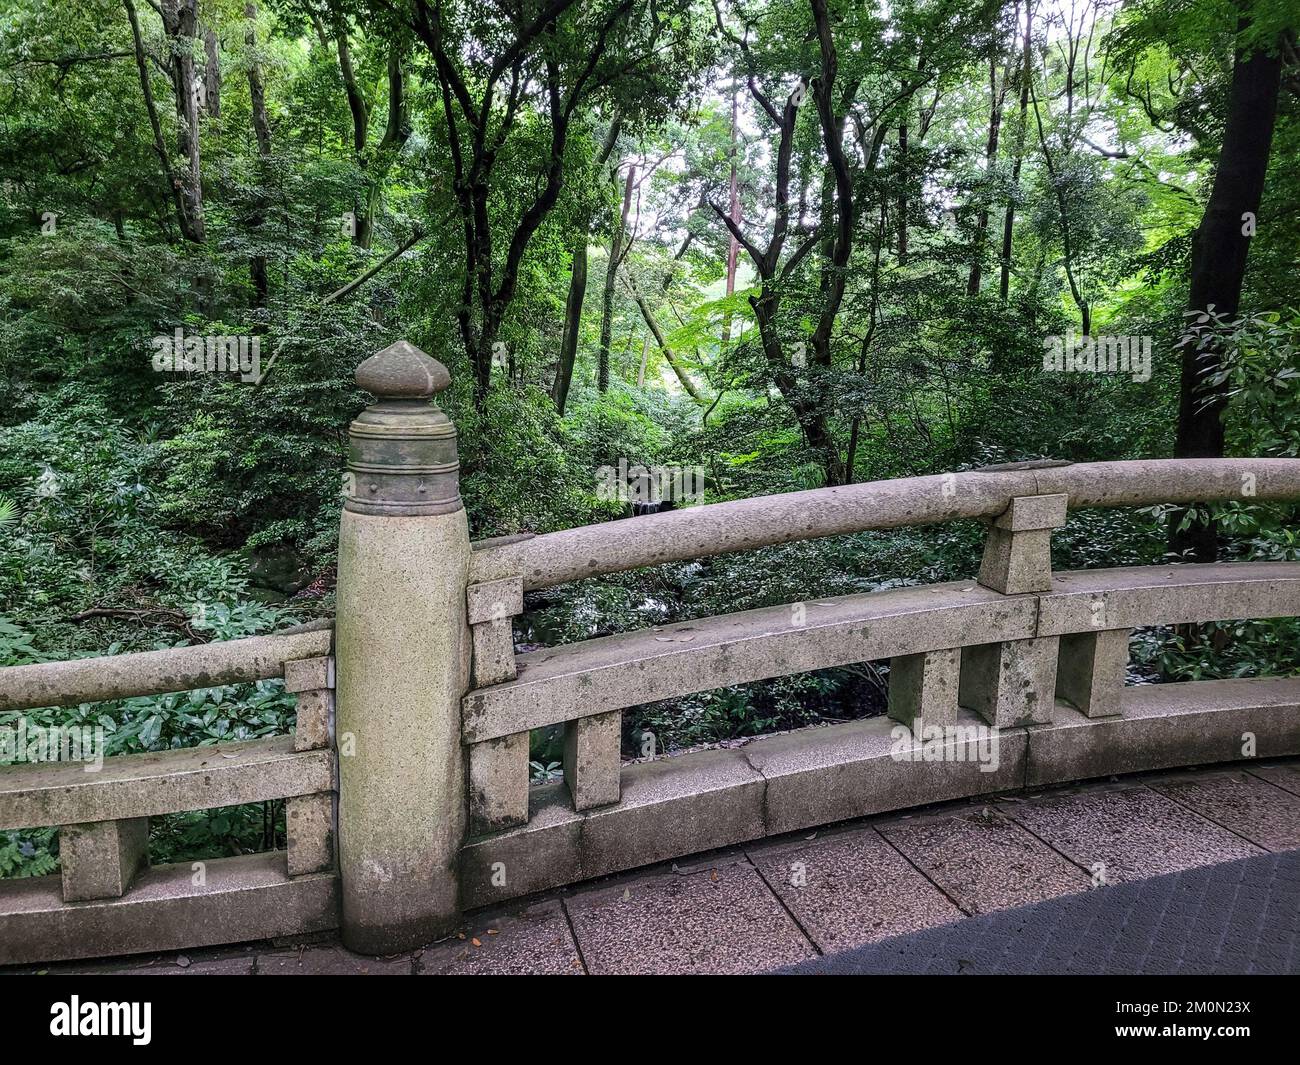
[563,709,622,812]
[961,492,1068,728]
[59,818,149,903]
[1056,627,1130,718]
[888,648,960,730]
[466,576,530,834]
[283,655,336,876]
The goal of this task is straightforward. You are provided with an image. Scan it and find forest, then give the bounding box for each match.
[0,0,1297,871]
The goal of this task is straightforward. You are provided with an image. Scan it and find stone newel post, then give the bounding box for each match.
[334,341,470,953]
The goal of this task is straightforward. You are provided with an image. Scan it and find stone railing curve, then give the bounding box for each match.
[2,340,1298,966]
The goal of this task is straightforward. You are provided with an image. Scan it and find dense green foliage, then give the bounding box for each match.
[1,0,1297,873]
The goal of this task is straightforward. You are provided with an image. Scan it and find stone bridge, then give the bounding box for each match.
[2,341,1298,973]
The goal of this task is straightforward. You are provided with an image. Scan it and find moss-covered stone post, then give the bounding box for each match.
[334,341,470,953]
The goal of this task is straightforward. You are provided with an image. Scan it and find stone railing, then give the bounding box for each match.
[459,561,1300,910]
[0,623,337,963]
[3,339,1299,965]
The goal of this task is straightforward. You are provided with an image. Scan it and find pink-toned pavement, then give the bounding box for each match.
[16,758,1300,976]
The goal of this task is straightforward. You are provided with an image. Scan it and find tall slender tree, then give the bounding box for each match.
[1171,18,1284,561]
[394,0,703,399]
[553,118,621,414]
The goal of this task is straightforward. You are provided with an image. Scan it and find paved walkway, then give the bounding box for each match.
[17,758,1300,975]
[784,848,1300,974]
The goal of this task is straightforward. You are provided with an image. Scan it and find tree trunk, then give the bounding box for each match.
[710,16,846,487]
[1170,25,1283,562]
[422,8,628,404]
[246,3,272,307]
[968,52,1007,296]
[897,112,908,263]
[999,1,1033,302]
[598,163,635,392]
[722,81,740,345]
[356,52,410,250]
[334,18,368,153]
[636,330,650,387]
[202,25,221,118]
[749,290,845,484]
[328,16,378,247]
[551,119,619,412]
[161,0,205,243]
[124,0,198,244]
[622,268,705,403]
[246,12,272,157]
[845,418,861,483]
[808,0,854,373]
[804,0,852,484]
[552,230,588,414]
[1031,79,1088,332]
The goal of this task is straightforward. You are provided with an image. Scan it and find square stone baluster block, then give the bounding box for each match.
[888,648,959,729]
[287,793,335,876]
[959,637,1059,728]
[977,493,1069,595]
[293,688,335,752]
[60,817,149,902]
[469,732,530,835]
[1056,628,1130,719]
[284,655,334,693]
[471,618,517,687]
[467,576,524,625]
[564,710,622,812]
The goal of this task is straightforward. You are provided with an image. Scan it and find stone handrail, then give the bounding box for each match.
[458,672,1300,909]
[0,735,332,831]
[456,555,1300,869]
[470,458,1300,590]
[462,562,1300,744]
[0,620,333,713]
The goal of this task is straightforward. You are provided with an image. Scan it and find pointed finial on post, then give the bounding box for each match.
[356,340,452,400]
[345,340,461,515]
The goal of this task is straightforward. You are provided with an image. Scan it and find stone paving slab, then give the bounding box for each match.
[1147,768,1300,851]
[1009,781,1263,883]
[418,899,583,975]
[781,849,1300,975]
[563,861,815,975]
[56,954,257,975]
[747,827,964,952]
[879,807,1091,914]
[23,945,260,976]
[1249,761,1300,797]
[121,956,258,975]
[257,944,413,974]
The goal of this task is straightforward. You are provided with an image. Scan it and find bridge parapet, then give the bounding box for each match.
[3,344,1299,964]
[0,623,338,963]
